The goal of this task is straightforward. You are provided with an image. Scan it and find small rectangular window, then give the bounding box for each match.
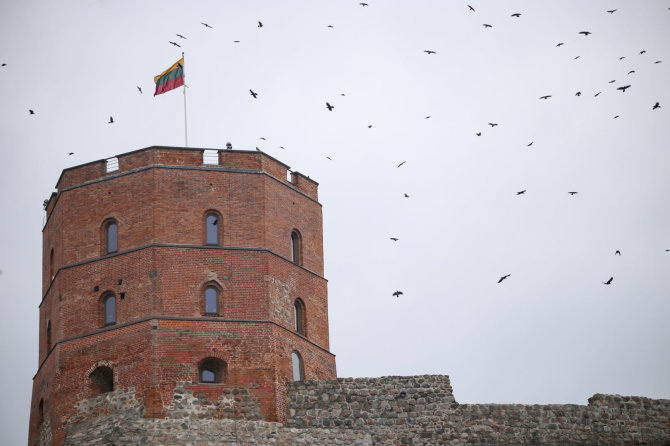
[203,150,218,165]
[106,157,119,173]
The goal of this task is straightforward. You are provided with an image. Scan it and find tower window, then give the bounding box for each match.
[291,230,302,265]
[104,220,118,254]
[89,366,114,395]
[292,351,304,381]
[294,299,306,336]
[38,399,44,425]
[46,321,52,352]
[198,357,226,383]
[49,248,54,280]
[204,286,219,315]
[103,294,116,325]
[205,213,220,245]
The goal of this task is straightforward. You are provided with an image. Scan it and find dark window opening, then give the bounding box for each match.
[291,230,302,265]
[38,399,44,425]
[294,299,306,336]
[106,221,118,253]
[49,248,54,280]
[204,286,218,315]
[198,357,226,383]
[205,213,219,245]
[292,351,304,381]
[89,366,114,395]
[103,295,116,325]
[46,321,52,352]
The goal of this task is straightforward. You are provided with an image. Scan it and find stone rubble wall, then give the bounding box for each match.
[286,376,670,445]
[60,375,670,445]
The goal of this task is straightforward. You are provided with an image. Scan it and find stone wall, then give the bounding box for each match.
[286,375,670,445]
[57,375,670,445]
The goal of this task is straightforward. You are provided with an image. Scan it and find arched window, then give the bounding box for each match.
[49,248,54,280]
[291,230,302,265]
[294,299,306,336]
[89,366,114,395]
[46,321,52,352]
[104,220,118,254]
[292,351,304,381]
[198,357,226,383]
[204,285,219,315]
[103,294,116,325]
[205,212,220,245]
[38,399,44,425]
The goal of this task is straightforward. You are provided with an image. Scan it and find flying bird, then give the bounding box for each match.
[249,89,258,98]
[1,63,6,66]
[476,132,481,136]
[326,102,334,111]
[424,116,431,119]
[169,41,181,47]
[595,92,602,97]
[404,193,409,198]
[360,2,368,6]
[279,146,286,150]
[201,22,213,28]
[424,50,436,55]
[392,291,403,298]
[602,277,613,285]
[233,40,240,43]
[257,21,263,27]
[327,25,334,28]
[556,42,564,47]
[259,137,266,140]
[640,50,646,54]
[176,34,186,39]
[67,152,74,156]
[488,122,498,127]
[654,60,662,64]
[652,102,660,110]
[390,237,399,242]
[397,161,406,168]
[575,91,581,96]
[613,115,619,119]
[608,80,616,83]
[539,95,552,99]
[498,274,511,283]
[467,5,475,11]
[579,31,592,36]
[483,23,493,28]
[137,86,143,94]
[368,125,373,128]
[568,191,578,195]
[527,142,533,147]
[511,13,521,17]
[615,250,621,256]
[574,56,580,60]
[29,109,35,115]
[619,56,626,60]
[516,190,526,195]
[108,116,114,124]
[617,85,631,92]
[326,156,332,160]
[628,70,635,74]
[607,9,617,13]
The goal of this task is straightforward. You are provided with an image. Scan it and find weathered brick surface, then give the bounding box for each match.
[30,147,336,446]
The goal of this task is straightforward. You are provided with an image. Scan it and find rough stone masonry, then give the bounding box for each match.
[60,374,670,445]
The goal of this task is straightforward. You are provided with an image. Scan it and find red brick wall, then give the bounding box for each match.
[31,147,336,446]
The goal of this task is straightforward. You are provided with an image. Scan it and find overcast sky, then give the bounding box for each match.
[1,1,669,444]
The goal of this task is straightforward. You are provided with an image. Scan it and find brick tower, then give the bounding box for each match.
[29,146,337,445]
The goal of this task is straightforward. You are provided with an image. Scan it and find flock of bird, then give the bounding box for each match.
[6,3,667,299]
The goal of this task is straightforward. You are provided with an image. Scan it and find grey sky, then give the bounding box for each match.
[1,1,669,444]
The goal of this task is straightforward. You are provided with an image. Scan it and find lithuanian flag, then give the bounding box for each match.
[154,57,184,96]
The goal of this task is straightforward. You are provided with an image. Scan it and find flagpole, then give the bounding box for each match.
[182,52,188,147]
